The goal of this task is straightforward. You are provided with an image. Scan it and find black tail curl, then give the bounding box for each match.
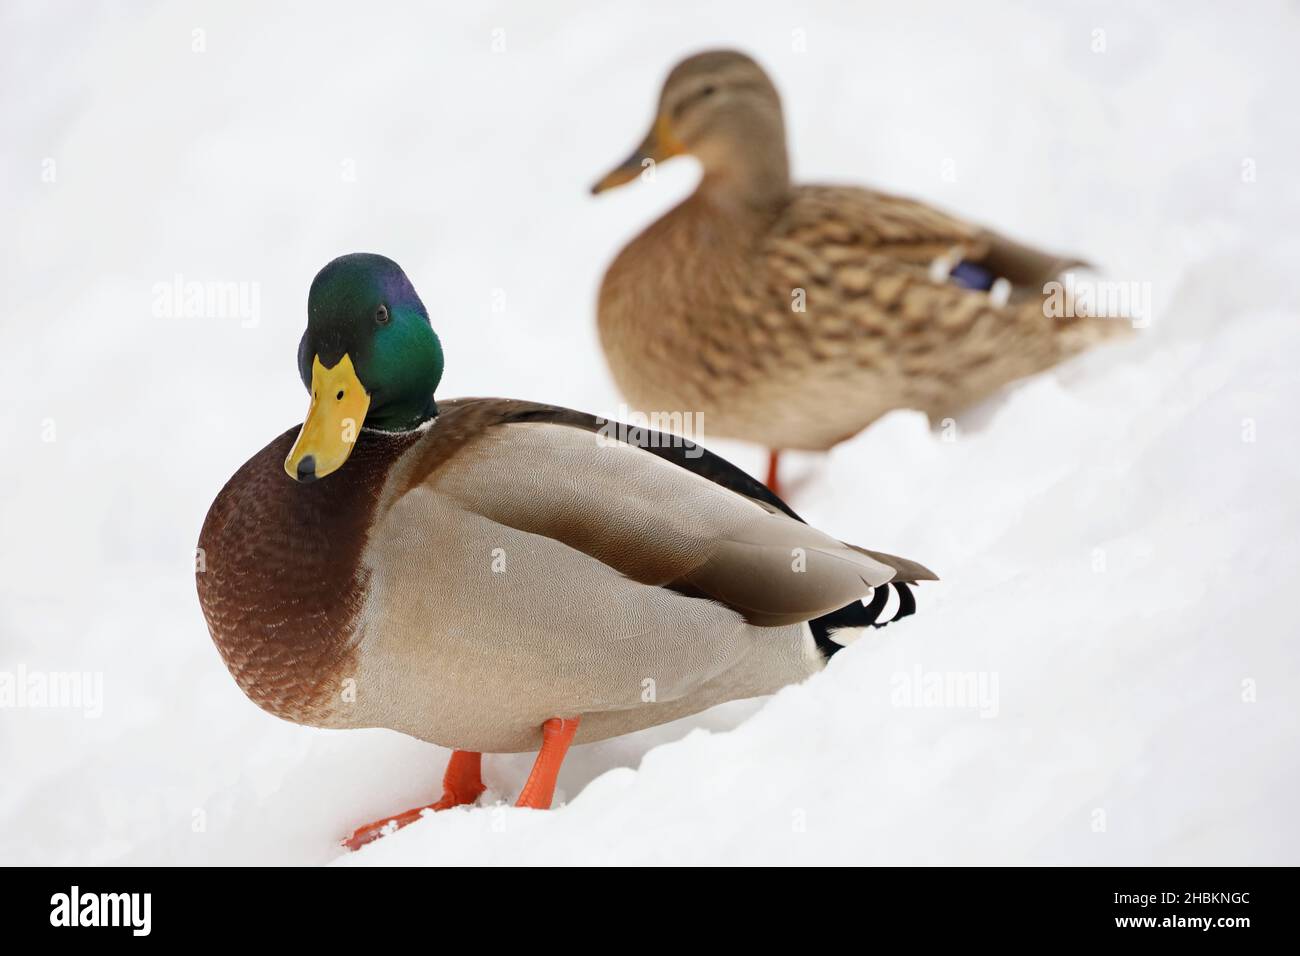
[809,582,917,660]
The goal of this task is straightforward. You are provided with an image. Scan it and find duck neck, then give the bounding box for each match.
[697,123,791,212]
[367,394,439,433]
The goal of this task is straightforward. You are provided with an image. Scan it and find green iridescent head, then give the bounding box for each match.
[285,253,443,482]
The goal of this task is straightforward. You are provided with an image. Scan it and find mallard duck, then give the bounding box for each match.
[592,50,1128,494]
[196,253,935,851]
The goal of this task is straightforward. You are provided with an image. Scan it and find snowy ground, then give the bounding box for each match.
[2,1,1298,865]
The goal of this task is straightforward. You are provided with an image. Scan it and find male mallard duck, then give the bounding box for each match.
[592,50,1128,494]
[196,253,935,851]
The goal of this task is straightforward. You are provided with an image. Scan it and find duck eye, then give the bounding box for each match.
[336,390,345,400]
[375,304,390,325]
[674,84,719,119]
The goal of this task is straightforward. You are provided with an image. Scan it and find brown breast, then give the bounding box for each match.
[597,193,780,419]
[195,425,419,725]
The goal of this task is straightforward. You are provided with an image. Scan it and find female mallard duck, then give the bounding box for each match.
[196,253,935,851]
[592,50,1128,494]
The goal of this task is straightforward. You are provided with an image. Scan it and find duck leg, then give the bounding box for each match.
[515,716,580,809]
[765,449,783,498]
[342,749,485,851]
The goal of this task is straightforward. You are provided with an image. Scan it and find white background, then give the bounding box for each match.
[2,0,1297,864]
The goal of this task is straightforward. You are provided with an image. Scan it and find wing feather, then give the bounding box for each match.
[403,399,935,626]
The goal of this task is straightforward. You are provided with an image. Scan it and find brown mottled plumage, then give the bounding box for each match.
[593,50,1127,454]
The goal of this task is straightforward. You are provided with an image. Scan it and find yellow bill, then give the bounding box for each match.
[284,353,371,482]
[591,114,686,194]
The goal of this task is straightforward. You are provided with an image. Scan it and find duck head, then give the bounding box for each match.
[591,50,790,203]
[284,253,443,483]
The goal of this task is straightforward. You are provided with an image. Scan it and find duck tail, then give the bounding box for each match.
[1038,269,1138,357]
[1054,311,1135,357]
[808,581,918,661]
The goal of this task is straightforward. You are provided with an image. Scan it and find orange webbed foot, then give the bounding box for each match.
[342,718,581,850]
[342,749,484,851]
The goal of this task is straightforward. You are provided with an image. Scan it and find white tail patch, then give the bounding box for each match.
[829,586,902,645]
[877,584,902,623]
[829,626,868,647]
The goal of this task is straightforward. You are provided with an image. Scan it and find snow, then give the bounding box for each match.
[2,1,1298,865]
